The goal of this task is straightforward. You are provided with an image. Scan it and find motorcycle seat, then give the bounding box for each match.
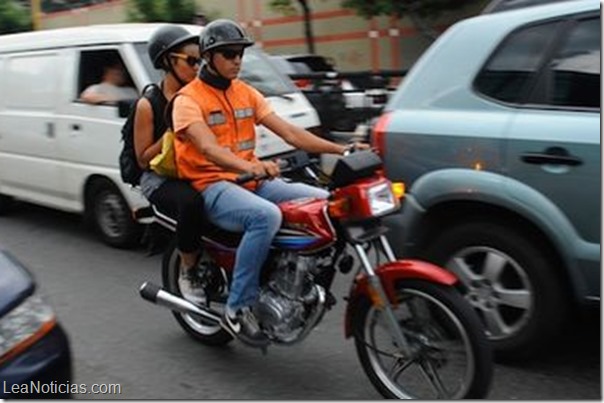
[135,204,243,248]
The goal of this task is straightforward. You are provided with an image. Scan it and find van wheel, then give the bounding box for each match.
[0,194,15,215]
[89,181,141,249]
[421,220,568,362]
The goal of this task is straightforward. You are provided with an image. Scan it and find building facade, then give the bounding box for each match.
[39,0,486,72]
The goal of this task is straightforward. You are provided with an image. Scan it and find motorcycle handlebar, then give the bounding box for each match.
[234,171,257,184]
[234,151,315,185]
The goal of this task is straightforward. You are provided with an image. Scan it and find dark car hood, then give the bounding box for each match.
[0,250,35,317]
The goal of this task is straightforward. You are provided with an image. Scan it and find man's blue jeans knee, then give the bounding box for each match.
[202,179,328,310]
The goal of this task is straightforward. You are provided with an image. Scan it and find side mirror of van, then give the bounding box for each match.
[117,99,136,118]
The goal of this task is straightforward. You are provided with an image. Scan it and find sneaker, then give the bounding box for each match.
[178,266,205,304]
[221,307,269,348]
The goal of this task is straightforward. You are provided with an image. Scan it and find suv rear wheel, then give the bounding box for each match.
[421,220,568,361]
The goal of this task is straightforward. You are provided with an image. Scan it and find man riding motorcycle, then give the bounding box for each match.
[171,19,365,347]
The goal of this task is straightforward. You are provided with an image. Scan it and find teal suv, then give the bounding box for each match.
[373,0,600,360]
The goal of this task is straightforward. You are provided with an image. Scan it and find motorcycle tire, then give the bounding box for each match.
[352,279,493,399]
[162,241,233,346]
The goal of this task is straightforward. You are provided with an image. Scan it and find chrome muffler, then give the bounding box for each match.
[139,281,221,324]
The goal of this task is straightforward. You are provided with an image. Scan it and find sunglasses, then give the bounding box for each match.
[170,53,201,67]
[215,48,245,60]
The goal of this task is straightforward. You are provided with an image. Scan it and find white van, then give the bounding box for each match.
[0,23,321,248]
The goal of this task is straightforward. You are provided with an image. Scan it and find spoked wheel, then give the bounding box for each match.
[353,280,493,399]
[162,241,233,345]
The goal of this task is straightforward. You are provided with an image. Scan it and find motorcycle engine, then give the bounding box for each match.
[255,252,322,343]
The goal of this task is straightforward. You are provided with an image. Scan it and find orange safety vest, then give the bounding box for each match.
[174,78,264,192]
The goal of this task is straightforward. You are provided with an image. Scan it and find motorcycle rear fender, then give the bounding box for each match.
[344,260,458,338]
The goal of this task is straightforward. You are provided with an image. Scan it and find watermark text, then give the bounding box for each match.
[3,381,122,396]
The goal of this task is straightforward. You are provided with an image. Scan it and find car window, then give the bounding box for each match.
[543,17,600,109]
[240,49,297,96]
[289,61,313,74]
[77,48,137,104]
[269,56,296,75]
[474,20,560,104]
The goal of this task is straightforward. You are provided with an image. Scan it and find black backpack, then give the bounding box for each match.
[119,83,168,186]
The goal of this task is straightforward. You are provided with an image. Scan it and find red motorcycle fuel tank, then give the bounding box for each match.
[274,197,336,252]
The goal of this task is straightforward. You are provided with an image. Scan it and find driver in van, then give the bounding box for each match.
[80,56,138,104]
[172,19,366,347]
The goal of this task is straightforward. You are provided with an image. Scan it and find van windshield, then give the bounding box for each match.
[134,43,296,97]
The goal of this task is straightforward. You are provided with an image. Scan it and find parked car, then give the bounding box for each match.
[0,246,73,398]
[372,0,600,360]
[270,54,353,132]
[0,24,320,249]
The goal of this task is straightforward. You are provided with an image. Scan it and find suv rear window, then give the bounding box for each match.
[474,21,559,104]
[474,15,600,109]
[544,17,600,108]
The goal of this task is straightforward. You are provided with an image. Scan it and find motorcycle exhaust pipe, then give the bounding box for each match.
[139,281,221,324]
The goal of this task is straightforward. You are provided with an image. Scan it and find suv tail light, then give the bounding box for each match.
[371,112,392,157]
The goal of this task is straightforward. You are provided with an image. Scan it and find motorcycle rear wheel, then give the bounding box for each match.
[162,241,233,346]
[353,280,493,399]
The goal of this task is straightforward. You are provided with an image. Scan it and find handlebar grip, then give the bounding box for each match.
[235,172,257,184]
[235,159,291,184]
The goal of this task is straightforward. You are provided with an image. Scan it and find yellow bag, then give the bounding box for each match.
[150,130,178,178]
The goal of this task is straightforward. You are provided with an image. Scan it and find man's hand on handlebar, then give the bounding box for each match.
[342,141,371,156]
[249,160,281,179]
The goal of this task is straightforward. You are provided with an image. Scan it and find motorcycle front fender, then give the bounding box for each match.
[344,260,458,338]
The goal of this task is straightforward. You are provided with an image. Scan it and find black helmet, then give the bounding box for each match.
[199,19,254,55]
[148,25,198,69]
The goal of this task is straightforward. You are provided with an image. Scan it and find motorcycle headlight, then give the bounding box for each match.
[0,294,56,365]
[366,182,399,217]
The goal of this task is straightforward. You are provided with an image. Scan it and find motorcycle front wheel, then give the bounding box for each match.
[162,241,233,346]
[353,280,493,399]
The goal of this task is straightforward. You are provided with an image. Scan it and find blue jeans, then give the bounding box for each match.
[202,178,329,311]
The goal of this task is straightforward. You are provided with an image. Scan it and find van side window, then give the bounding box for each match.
[78,49,138,105]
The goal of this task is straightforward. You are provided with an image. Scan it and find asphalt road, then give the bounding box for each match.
[0,202,600,400]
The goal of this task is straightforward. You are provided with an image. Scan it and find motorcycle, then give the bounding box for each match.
[139,149,493,399]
